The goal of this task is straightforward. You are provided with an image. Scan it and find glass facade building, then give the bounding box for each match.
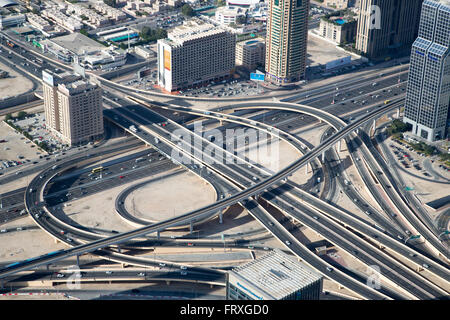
[403,0,450,141]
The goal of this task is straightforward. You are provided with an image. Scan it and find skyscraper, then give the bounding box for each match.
[403,0,450,142]
[356,0,423,58]
[42,69,104,146]
[265,0,309,84]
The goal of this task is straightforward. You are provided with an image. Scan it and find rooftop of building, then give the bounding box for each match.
[58,78,99,95]
[237,37,264,47]
[321,9,357,25]
[229,249,322,300]
[162,20,230,46]
[50,33,106,56]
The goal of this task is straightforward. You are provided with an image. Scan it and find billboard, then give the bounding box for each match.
[325,56,351,70]
[164,49,171,71]
[250,73,265,81]
[42,70,54,86]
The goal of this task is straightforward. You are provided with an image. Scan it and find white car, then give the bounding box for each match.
[56,273,65,278]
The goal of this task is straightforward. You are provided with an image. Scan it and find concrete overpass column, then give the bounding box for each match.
[76,255,80,267]
[219,211,223,224]
[396,107,400,118]
[322,151,326,163]
[157,231,160,240]
[305,162,310,174]
[373,119,376,131]
[356,128,359,134]
[190,221,193,234]
[337,140,342,153]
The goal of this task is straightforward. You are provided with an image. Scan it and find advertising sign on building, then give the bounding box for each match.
[42,70,54,86]
[164,49,171,71]
[250,72,265,81]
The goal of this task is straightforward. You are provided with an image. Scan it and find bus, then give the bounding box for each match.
[91,166,103,174]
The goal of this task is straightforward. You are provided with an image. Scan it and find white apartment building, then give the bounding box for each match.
[42,69,104,146]
[236,38,265,69]
[26,12,53,31]
[41,8,83,31]
[215,6,247,25]
[157,22,235,92]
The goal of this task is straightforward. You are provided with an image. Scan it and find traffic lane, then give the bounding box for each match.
[265,189,442,299]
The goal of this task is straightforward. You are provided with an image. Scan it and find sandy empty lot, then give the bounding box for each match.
[0,61,33,99]
[125,171,217,222]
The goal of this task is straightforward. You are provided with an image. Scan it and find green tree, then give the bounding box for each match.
[4,113,12,121]
[214,0,226,7]
[236,15,246,25]
[181,3,194,17]
[80,28,89,36]
[17,111,27,120]
[103,0,117,8]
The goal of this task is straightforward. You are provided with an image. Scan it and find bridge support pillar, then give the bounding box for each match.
[396,108,400,118]
[219,211,223,224]
[157,231,160,240]
[321,151,326,163]
[373,119,376,132]
[46,264,50,271]
[305,162,310,174]
[166,281,171,285]
[76,255,80,267]
[356,128,359,134]
[190,221,193,234]
[337,140,342,152]
[117,246,121,253]
[210,284,214,289]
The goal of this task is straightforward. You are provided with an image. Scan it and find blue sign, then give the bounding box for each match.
[250,73,265,82]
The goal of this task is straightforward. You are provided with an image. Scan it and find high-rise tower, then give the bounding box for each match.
[403,0,450,142]
[356,0,423,58]
[265,0,310,84]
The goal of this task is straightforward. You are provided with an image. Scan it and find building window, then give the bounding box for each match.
[297,0,302,7]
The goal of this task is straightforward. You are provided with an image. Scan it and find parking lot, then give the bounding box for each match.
[388,139,450,177]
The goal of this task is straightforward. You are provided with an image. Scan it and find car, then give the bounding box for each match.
[285,240,291,246]
[326,267,333,272]
[138,272,145,277]
[187,243,194,246]
[119,175,124,179]
[56,273,64,278]
[180,266,187,270]
[365,211,371,215]
[313,216,319,220]
[0,229,7,233]
[180,271,187,276]
[422,263,430,269]
[159,263,166,267]
[105,271,112,275]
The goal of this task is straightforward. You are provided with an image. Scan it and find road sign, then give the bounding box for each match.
[250,73,265,82]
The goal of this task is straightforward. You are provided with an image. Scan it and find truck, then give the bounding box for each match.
[129,125,138,133]
[344,179,350,185]
[154,137,159,144]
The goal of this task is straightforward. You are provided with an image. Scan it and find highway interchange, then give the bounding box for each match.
[0,32,449,300]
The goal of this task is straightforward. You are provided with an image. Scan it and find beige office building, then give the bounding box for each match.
[157,21,235,92]
[265,0,310,84]
[236,38,265,69]
[356,0,423,58]
[42,70,104,146]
